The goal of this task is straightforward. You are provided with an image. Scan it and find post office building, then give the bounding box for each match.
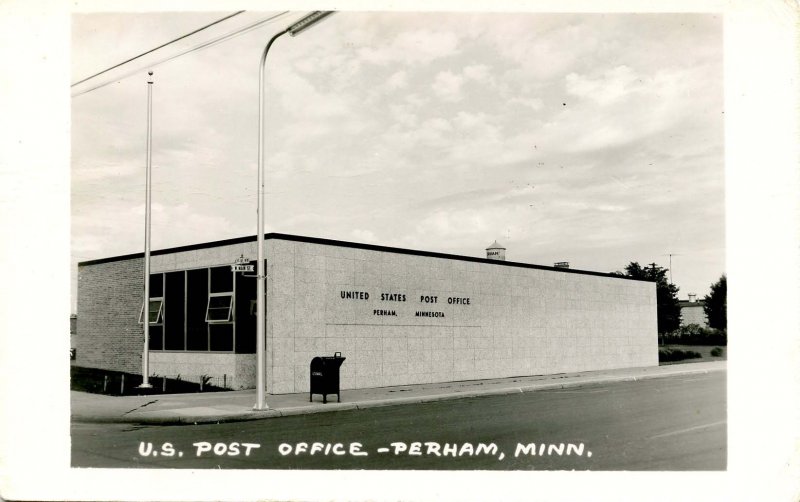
[76,233,658,393]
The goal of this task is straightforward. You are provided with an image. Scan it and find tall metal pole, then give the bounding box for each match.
[255,30,287,410]
[254,11,334,411]
[140,71,154,389]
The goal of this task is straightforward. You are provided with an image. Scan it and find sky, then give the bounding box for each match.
[71,11,725,310]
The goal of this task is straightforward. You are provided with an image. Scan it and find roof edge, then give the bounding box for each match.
[77,232,653,283]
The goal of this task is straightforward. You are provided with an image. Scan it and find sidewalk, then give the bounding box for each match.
[71,360,726,425]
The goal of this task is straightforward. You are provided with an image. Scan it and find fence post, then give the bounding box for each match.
[223,374,227,389]
[120,374,125,395]
[103,375,108,393]
[200,377,204,392]
[162,376,166,393]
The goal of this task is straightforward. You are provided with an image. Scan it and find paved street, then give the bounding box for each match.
[71,370,725,470]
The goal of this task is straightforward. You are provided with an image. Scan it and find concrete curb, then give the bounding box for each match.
[71,364,724,426]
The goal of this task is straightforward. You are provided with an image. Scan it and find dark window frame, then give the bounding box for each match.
[205,293,233,323]
[145,264,242,353]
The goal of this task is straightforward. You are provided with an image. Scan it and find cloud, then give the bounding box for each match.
[565,65,642,105]
[509,97,544,111]
[270,70,351,120]
[72,161,142,183]
[492,21,593,81]
[350,229,377,243]
[389,103,418,128]
[453,111,488,129]
[413,208,493,240]
[386,70,408,90]
[414,117,453,144]
[357,29,461,66]
[463,64,491,82]
[431,70,464,102]
[518,60,722,155]
[73,200,246,262]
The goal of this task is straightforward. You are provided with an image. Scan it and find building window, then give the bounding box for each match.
[146,264,249,353]
[209,323,234,351]
[149,272,163,297]
[140,273,165,350]
[186,268,209,351]
[163,271,185,350]
[210,265,233,293]
[206,295,233,323]
[138,298,164,324]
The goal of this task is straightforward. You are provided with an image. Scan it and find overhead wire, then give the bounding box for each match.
[71,11,290,98]
[71,10,246,88]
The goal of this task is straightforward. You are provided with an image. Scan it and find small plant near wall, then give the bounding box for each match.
[710,347,724,357]
[200,374,212,392]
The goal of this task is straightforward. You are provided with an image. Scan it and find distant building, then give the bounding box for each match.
[70,314,77,361]
[678,293,707,327]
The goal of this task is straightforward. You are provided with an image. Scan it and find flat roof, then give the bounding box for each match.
[78,232,652,283]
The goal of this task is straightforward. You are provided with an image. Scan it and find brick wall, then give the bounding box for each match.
[76,257,145,375]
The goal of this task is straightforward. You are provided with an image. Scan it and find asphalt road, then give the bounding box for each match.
[71,370,726,470]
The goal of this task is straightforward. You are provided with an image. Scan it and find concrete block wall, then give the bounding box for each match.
[76,257,144,374]
[150,241,255,273]
[265,238,658,394]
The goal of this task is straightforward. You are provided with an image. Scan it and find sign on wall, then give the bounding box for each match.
[339,289,472,321]
[231,254,254,273]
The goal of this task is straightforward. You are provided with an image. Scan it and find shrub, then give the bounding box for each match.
[710,347,724,357]
[679,323,705,336]
[659,348,703,363]
[661,324,726,346]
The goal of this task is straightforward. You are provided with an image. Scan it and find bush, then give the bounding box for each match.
[659,348,703,363]
[710,347,724,357]
[661,324,726,346]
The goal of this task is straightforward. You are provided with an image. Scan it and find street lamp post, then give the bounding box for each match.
[255,11,334,411]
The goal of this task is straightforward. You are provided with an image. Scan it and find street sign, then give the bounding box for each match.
[231,254,254,273]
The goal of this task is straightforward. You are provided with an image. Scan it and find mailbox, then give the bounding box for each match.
[310,352,346,404]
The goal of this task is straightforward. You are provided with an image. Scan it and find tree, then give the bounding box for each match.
[615,262,682,334]
[703,274,727,332]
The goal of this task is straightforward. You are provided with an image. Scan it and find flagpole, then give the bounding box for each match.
[140,71,154,389]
